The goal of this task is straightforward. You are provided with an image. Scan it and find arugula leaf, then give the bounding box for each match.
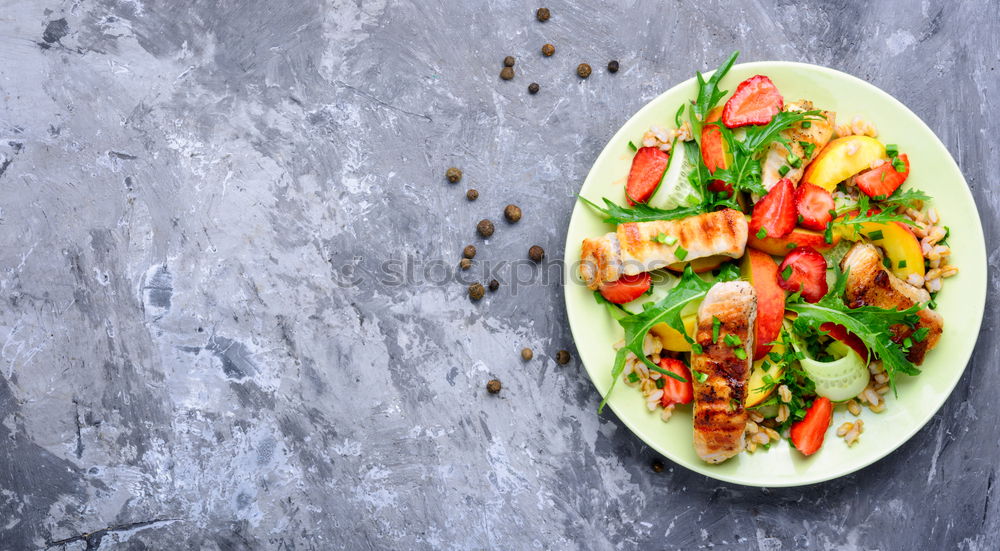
[599,266,712,412]
[593,291,629,320]
[578,195,704,225]
[878,187,932,210]
[690,51,739,140]
[785,264,921,393]
[833,195,917,229]
[710,110,824,197]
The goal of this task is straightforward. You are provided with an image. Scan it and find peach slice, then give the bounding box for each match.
[748,225,840,257]
[801,136,886,192]
[746,342,786,408]
[652,314,697,352]
[741,249,787,360]
[665,255,728,273]
[851,221,925,279]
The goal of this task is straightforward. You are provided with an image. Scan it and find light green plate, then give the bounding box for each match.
[563,61,986,487]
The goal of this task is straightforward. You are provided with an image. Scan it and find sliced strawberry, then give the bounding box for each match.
[777,246,828,303]
[749,178,796,239]
[625,147,670,205]
[819,322,869,364]
[794,183,835,231]
[790,397,832,456]
[599,272,652,304]
[856,154,910,199]
[722,75,783,128]
[658,358,693,407]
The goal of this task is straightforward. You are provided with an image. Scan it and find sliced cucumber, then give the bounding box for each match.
[647,140,700,210]
[799,341,870,402]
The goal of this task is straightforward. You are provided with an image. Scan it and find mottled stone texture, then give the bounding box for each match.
[0,1,997,549]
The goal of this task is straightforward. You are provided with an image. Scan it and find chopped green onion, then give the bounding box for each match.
[712,316,722,343]
[778,164,791,177]
[880,171,887,182]
[675,246,688,261]
[882,256,892,269]
[786,242,798,249]
[903,337,913,348]
[885,143,899,157]
[724,334,742,347]
[761,361,771,372]
[800,141,816,158]
[664,235,677,245]
[628,141,638,152]
[692,370,708,383]
[655,377,666,389]
[801,121,812,129]
[756,227,767,240]
[892,157,907,172]
[786,153,801,168]
[797,214,804,224]
[867,229,884,241]
[734,348,747,360]
[691,342,704,354]
[781,266,793,280]
[898,259,908,268]
[627,372,640,383]
[769,352,782,362]
[913,327,930,342]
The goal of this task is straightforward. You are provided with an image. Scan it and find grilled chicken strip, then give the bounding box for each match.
[840,243,943,365]
[579,209,748,289]
[760,100,836,192]
[691,281,757,464]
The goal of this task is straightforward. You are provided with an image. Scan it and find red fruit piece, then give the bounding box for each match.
[599,272,652,304]
[794,183,835,231]
[749,178,796,239]
[856,154,910,199]
[658,358,693,407]
[819,322,869,364]
[701,106,733,196]
[722,75,783,128]
[777,246,828,303]
[790,397,833,456]
[625,147,670,205]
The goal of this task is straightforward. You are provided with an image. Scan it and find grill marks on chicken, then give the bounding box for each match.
[691,281,757,464]
[579,209,748,289]
[840,243,943,365]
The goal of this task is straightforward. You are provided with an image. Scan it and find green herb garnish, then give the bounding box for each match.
[898,259,907,268]
[756,227,767,240]
[867,229,885,241]
[692,369,708,383]
[801,121,812,129]
[675,246,688,261]
[628,140,638,152]
[778,164,790,177]
[781,265,793,280]
[724,333,742,347]
[734,348,747,360]
[712,316,722,343]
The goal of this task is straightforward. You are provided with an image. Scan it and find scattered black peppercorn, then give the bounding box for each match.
[528,245,544,262]
[607,60,620,73]
[500,67,515,80]
[468,283,485,301]
[459,258,472,270]
[555,350,571,364]
[528,82,539,94]
[541,43,555,57]
[503,55,516,67]
[521,348,533,361]
[486,379,502,394]
[536,7,550,22]
[504,204,522,223]
[466,189,479,201]
[463,245,477,259]
[477,219,495,238]
[651,459,664,473]
[446,167,462,183]
[488,279,500,292]
[577,63,592,79]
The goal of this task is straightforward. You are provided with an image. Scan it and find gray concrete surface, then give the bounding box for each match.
[1,0,998,549]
